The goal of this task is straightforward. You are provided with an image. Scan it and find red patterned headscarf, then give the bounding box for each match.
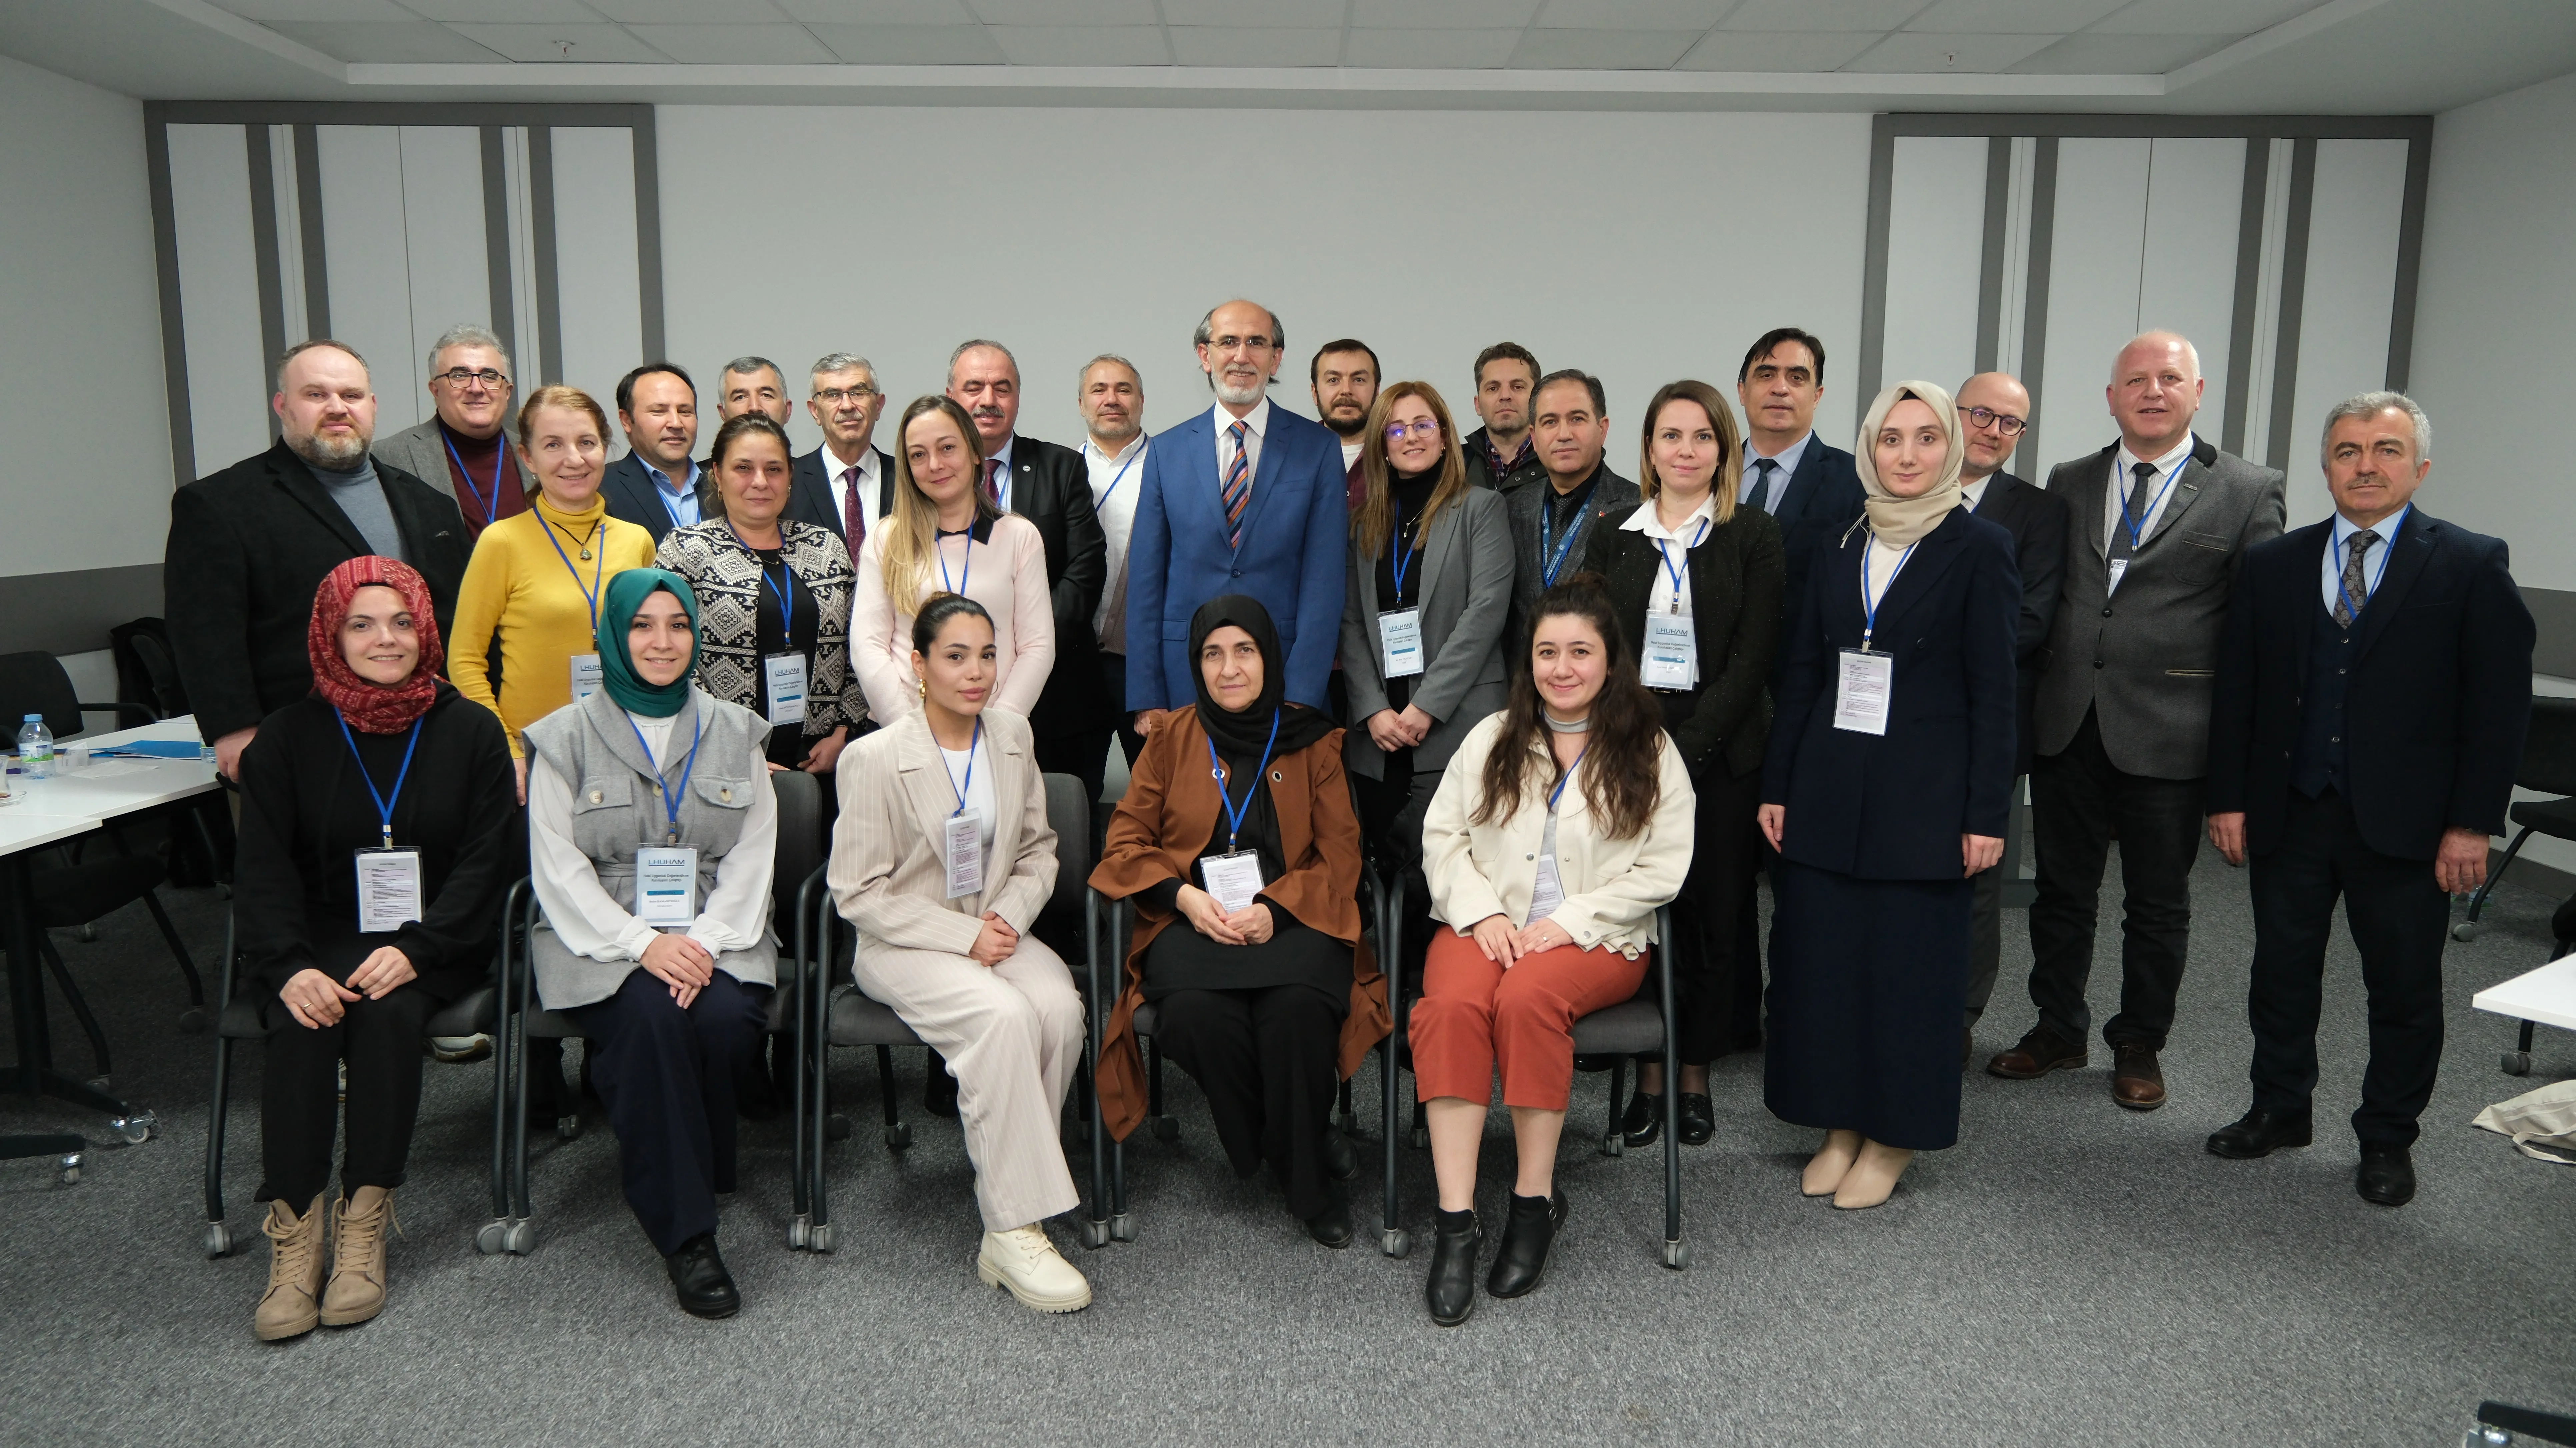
[307,556,444,734]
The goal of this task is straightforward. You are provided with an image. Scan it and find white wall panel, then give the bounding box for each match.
[1880,134,1988,395]
[317,125,421,438]
[2137,137,2246,449]
[551,127,644,443]
[2285,138,2409,523]
[168,123,271,484]
[393,125,492,433]
[2032,137,2150,480]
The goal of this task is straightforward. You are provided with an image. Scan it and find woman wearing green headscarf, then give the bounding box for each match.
[523,568,777,1320]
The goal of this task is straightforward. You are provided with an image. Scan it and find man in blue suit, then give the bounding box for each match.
[1733,327,1866,621]
[601,361,710,546]
[1125,299,1349,725]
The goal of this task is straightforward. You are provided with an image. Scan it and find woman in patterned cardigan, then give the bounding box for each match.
[655,412,862,773]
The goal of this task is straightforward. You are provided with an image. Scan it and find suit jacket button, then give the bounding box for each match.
[2093,660,2105,669]
[721,787,733,802]
[588,789,602,804]
[2101,607,2113,617]
[1526,853,1535,860]
[1230,569,1242,577]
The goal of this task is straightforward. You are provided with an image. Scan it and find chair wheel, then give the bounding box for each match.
[555,1114,581,1141]
[1150,1116,1179,1143]
[1663,1240,1690,1271]
[474,1221,507,1255]
[111,1112,154,1145]
[789,1218,810,1249]
[76,923,98,943]
[810,1223,836,1253]
[59,1153,83,1185]
[177,1008,209,1035]
[2504,1051,2533,1076]
[503,1219,536,1254]
[1600,1132,1624,1158]
[1408,1126,1428,1151]
[1381,1228,1411,1259]
[1109,1213,1136,1243]
[825,1113,852,1142]
[1078,1218,1111,1250]
[203,1220,231,1257]
[884,1122,912,1150]
[2453,922,2479,942]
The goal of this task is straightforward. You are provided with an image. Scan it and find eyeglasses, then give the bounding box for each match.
[813,386,878,404]
[1383,419,1441,442]
[1208,335,1278,354]
[1963,406,2027,437]
[435,367,509,390]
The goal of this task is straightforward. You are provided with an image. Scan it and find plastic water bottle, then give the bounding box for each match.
[17,714,53,780]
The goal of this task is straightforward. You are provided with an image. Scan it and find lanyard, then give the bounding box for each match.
[2115,452,2190,553]
[1536,484,1592,589]
[652,466,696,529]
[442,432,510,525]
[1655,518,1710,613]
[735,530,797,649]
[1547,741,1588,813]
[936,528,972,597]
[1203,709,1281,853]
[624,712,705,846]
[1094,445,1142,511]
[1859,536,1921,651]
[938,716,983,817]
[536,514,606,635]
[1388,513,1424,602]
[2331,515,2398,622]
[336,714,423,850]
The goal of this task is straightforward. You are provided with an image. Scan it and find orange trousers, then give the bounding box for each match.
[1410,931,1649,1112]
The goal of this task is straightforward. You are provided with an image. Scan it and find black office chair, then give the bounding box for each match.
[792,772,1093,1254]
[2455,695,2576,943]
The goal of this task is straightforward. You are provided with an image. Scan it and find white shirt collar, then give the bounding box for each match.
[1959,473,1993,511]
[1211,396,1271,437]
[821,439,876,480]
[1083,433,1145,466]
[2332,502,2409,546]
[1619,491,1719,541]
[1746,429,1813,477]
[2117,431,2195,479]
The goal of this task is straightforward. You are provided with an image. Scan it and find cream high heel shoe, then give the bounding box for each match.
[1831,1139,1915,1210]
[1801,1129,1864,1197]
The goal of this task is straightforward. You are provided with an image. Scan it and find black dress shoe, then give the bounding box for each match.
[2357,1144,2416,1206]
[1485,1189,1568,1299]
[1423,1212,1482,1327]
[1303,1192,1354,1249]
[923,1063,959,1120]
[1678,1094,1715,1147]
[663,1234,740,1319]
[1322,1126,1359,1182]
[2205,1108,2313,1159]
[1619,1089,1663,1147]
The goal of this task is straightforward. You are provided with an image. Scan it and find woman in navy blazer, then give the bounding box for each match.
[1758,381,2019,1209]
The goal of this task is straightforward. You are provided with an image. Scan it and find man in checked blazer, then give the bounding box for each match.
[1987,330,2286,1111]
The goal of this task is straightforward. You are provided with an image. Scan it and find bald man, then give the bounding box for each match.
[1989,332,2285,1113]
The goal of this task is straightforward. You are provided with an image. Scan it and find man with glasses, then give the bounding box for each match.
[1126,298,1349,724]
[373,324,525,539]
[715,355,795,430]
[1951,371,2070,1064]
[786,352,894,559]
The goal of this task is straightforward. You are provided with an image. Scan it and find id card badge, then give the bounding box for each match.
[2105,558,2130,596]
[570,653,604,702]
[1199,850,1266,915]
[1641,612,1698,690]
[762,652,808,726]
[1377,608,1425,679]
[634,846,699,926]
[1833,648,1894,736]
[943,812,984,899]
[353,848,423,933]
[1526,854,1565,926]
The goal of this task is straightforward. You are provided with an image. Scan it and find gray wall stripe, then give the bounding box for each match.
[2264,138,2318,474]
[1855,116,1896,398]
[2220,134,2272,458]
[245,123,285,442]
[630,106,665,362]
[2017,137,2059,441]
[155,101,650,127]
[479,125,517,370]
[143,106,194,487]
[1974,134,2012,376]
[1878,113,2427,141]
[528,127,563,385]
[2384,118,2436,392]
[292,123,329,338]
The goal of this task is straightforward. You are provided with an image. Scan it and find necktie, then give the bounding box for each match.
[2109,461,2159,565]
[840,466,862,561]
[1745,457,1780,512]
[1222,420,1251,546]
[982,458,1004,509]
[2333,530,2378,628]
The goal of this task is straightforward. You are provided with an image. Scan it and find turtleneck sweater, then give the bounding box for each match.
[447,487,659,755]
[307,450,404,562]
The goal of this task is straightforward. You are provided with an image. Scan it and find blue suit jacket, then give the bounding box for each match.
[1123,402,1349,710]
[600,453,711,547]
[1767,437,1867,630]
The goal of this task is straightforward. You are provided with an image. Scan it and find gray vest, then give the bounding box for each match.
[521,687,776,1010]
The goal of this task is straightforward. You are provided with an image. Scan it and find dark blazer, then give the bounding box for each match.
[1502,462,1639,635]
[998,433,1112,737]
[1582,500,1786,781]
[1338,486,1514,779]
[784,445,897,544]
[2206,509,2533,862]
[600,452,714,546]
[1971,470,2071,776]
[1764,436,1867,633]
[163,441,470,743]
[1762,508,2020,880]
[1462,425,1546,493]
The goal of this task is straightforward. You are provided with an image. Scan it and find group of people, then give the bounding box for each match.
[163,298,2534,1338]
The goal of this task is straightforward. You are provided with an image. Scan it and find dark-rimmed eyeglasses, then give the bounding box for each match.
[1963,405,2027,437]
[435,367,509,389]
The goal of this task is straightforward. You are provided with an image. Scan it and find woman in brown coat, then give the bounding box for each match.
[1092,595,1390,1247]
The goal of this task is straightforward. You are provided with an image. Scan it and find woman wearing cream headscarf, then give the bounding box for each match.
[1754,381,2021,1209]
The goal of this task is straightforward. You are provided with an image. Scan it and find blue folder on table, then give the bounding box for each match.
[90,741,203,759]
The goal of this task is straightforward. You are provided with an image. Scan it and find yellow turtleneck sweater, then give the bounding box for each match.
[449,489,657,756]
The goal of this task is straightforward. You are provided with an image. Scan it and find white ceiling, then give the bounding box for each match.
[4,0,2574,112]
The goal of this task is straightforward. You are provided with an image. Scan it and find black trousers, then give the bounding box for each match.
[1352,759,1439,991]
[2248,788,2448,1146]
[1104,652,1146,774]
[1730,833,1773,1050]
[1152,983,1348,1219]
[1665,763,1759,1066]
[259,985,433,1205]
[565,968,770,1255]
[2027,709,2205,1050]
[1962,777,2026,1026]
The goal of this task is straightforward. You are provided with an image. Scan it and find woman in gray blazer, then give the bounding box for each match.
[1338,380,1514,984]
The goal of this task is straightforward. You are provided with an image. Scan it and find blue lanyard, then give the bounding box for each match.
[1095,445,1142,510]
[735,530,797,649]
[937,529,972,598]
[1655,518,1710,613]
[652,466,696,529]
[536,514,606,636]
[336,714,423,850]
[624,711,705,846]
[1859,536,1920,651]
[1548,741,1588,813]
[1536,490,1589,589]
[442,432,510,525]
[1203,709,1281,852]
[1388,514,1424,602]
[939,717,983,817]
[2331,514,2399,623]
[2116,453,2190,553]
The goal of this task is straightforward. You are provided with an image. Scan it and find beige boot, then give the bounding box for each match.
[1801,1129,1864,1198]
[255,1195,328,1341]
[976,1224,1092,1313]
[1831,1139,1916,1210]
[320,1187,398,1327]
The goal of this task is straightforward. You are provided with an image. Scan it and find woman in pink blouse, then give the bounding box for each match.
[852,395,1057,724]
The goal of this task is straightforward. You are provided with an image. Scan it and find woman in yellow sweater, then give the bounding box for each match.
[450,384,659,802]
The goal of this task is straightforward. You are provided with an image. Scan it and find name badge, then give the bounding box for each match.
[762,652,808,726]
[1527,853,1565,927]
[1199,849,1266,915]
[634,845,699,927]
[570,653,604,701]
[2105,558,2130,596]
[1377,608,1424,679]
[1641,612,1697,690]
[353,848,423,933]
[943,811,984,899]
[1833,648,1894,735]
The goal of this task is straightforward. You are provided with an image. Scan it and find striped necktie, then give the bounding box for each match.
[982,457,1004,509]
[840,465,862,561]
[1222,420,1251,545]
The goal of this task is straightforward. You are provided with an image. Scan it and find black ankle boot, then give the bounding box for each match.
[1485,1189,1567,1299]
[1678,1093,1715,1146]
[1423,1209,1482,1327]
[1619,1087,1663,1147]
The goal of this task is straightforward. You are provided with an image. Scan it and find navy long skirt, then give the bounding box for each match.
[1762,857,1971,1151]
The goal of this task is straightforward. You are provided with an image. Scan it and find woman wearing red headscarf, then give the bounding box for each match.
[232,557,517,1343]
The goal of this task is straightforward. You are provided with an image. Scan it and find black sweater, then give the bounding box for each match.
[233,684,518,1004]
[1580,501,1785,780]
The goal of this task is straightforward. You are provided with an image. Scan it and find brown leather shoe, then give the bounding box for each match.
[1987,1025,2086,1079]
[2111,1043,2167,1110]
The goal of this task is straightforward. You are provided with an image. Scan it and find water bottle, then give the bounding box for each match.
[17,714,53,781]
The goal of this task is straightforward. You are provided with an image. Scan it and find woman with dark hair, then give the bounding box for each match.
[655,411,862,773]
[523,568,778,1318]
[1580,378,1783,1149]
[235,557,517,1341]
[1411,573,1694,1325]
[828,593,1092,1313]
[1093,595,1389,1248]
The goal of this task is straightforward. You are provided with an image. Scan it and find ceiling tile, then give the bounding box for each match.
[1169,27,1344,65]
[1349,0,1543,29]
[1841,29,2060,69]
[1343,26,1522,64]
[624,23,836,60]
[1903,0,2126,32]
[398,0,606,20]
[1532,0,1733,25]
[1675,29,1881,68]
[585,0,790,19]
[1720,0,1923,31]
[445,23,677,61]
[2087,0,2321,36]
[1164,0,1345,24]
[775,0,974,19]
[1512,27,1700,67]
[266,20,510,59]
[2010,30,2228,70]
[206,0,416,19]
[806,22,1005,61]
[967,0,1158,24]
[988,24,1169,63]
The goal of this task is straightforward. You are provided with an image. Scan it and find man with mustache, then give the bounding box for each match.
[714,355,793,429]
[602,361,709,546]
[785,351,896,564]
[1310,338,1380,512]
[371,323,526,540]
[1462,341,1547,493]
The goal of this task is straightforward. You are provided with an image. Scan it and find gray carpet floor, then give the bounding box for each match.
[3,845,2572,1447]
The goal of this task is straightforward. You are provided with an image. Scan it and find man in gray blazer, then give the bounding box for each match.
[1988,330,2286,1111]
[1503,369,1638,650]
[370,323,526,539]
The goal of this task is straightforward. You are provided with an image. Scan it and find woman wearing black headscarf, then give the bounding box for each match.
[1092,596,1390,1247]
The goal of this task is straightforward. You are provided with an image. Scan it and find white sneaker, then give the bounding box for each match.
[976,1224,1091,1313]
[431,1034,493,1064]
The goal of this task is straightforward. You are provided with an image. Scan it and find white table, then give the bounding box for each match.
[15,715,217,822]
[2472,955,2576,1075]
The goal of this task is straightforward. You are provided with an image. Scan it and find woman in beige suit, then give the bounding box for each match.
[826,592,1091,1314]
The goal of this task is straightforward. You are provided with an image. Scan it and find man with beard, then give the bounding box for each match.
[1310,338,1380,512]
[164,339,470,780]
[1463,341,1546,492]
[1078,354,1151,772]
